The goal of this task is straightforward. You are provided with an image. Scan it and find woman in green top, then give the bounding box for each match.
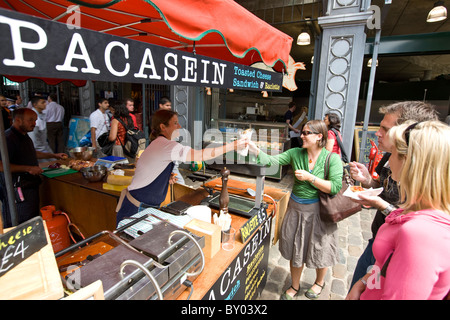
[249,120,343,300]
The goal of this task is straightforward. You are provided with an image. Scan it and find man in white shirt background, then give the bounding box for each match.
[28,96,56,162]
[89,98,110,156]
[46,93,65,153]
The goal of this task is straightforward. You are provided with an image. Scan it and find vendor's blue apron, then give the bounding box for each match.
[116,162,174,225]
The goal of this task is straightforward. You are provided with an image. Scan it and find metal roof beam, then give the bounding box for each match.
[365,32,450,55]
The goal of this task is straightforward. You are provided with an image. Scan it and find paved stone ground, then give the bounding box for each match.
[258,207,375,300]
[182,166,375,300]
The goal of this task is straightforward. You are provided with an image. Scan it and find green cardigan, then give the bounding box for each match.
[257,148,343,199]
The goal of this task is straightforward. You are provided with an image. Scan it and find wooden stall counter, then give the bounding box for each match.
[38,159,189,238]
[177,178,290,300]
[39,159,122,237]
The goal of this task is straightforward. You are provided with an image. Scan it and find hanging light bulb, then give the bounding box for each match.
[427,1,447,22]
[262,91,268,98]
[367,58,378,67]
[297,31,310,46]
[228,88,234,93]
[206,87,211,95]
[311,56,314,64]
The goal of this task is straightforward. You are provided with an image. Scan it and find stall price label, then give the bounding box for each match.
[0,217,48,278]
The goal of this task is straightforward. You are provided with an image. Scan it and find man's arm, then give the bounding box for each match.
[0,161,43,175]
[286,119,299,132]
[90,127,97,149]
[36,151,67,160]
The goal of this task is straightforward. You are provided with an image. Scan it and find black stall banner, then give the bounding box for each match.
[203,216,272,300]
[0,9,282,92]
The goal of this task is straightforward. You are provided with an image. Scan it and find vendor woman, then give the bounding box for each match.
[247,120,343,300]
[116,109,247,224]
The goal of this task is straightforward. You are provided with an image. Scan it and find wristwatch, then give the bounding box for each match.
[381,204,396,216]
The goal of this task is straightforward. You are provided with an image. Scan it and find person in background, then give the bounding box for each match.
[248,120,343,300]
[0,94,12,130]
[158,96,172,110]
[6,95,23,111]
[125,98,138,128]
[46,93,65,153]
[347,101,439,290]
[284,102,301,149]
[324,112,343,157]
[14,95,23,108]
[108,102,134,162]
[89,98,110,157]
[347,120,450,300]
[0,108,67,228]
[28,96,56,162]
[6,97,16,111]
[116,109,248,224]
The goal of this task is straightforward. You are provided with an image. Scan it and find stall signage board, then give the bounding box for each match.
[203,216,272,300]
[0,217,47,278]
[239,206,267,243]
[0,9,283,92]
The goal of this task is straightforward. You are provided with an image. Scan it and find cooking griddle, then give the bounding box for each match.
[128,220,184,261]
[74,244,164,291]
[59,210,205,300]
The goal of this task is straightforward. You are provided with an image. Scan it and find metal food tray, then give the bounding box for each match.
[56,210,205,300]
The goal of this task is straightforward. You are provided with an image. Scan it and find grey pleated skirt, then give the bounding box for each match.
[279,198,339,269]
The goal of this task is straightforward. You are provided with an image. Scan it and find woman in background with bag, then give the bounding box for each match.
[324,112,349,163]
[248,120,343,300]
[347,120,450,300]
[108,102,134,162]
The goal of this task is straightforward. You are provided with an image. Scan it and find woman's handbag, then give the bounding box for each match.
[96,131,114,155]
[318,153,361,223]
[97,131,110,148]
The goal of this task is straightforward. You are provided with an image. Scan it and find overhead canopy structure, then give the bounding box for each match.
[0,0,293,85]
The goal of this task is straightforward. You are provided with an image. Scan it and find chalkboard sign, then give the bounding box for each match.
[0,217,48,278]
[203,216,272,300]
[354,126,380,166]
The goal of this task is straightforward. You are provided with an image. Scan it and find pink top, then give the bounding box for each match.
[361,208,450,300]
[327,130,341,156]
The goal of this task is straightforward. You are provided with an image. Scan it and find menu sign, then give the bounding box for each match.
[0,217,47,278]
[0,9,283,92]
[203,216,272,300]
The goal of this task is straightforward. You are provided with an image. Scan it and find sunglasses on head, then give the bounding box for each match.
[404,122,419,146]
[301,130,318,136]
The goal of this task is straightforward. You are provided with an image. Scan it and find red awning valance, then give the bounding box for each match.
[1,0,292,73]
[4,75,87,87]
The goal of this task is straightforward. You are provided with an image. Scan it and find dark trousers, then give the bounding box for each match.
[47,122,64,153]
[1,187,40,228]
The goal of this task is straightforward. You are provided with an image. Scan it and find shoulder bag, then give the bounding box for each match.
[318,153,361,223]
[116,117,146,158]
[330,128,349,163]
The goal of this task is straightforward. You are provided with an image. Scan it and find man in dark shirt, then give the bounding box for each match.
[0,108,67,228]
[348,101,439,290]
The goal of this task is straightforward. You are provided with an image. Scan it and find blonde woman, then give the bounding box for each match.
[347,121,450,300]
